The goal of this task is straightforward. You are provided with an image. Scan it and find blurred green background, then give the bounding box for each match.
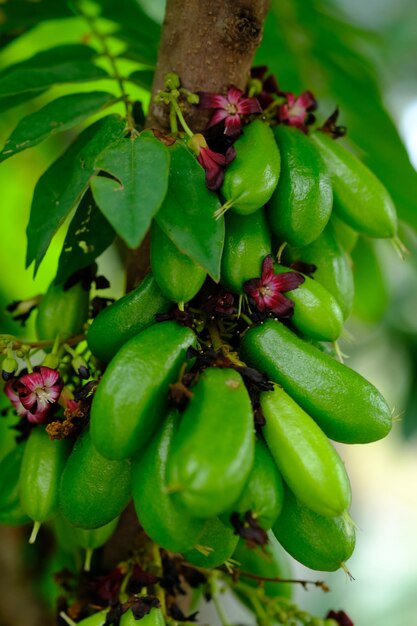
[1,0,417,624]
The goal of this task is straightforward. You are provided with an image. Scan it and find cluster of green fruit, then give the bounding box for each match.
[0,113,397,625]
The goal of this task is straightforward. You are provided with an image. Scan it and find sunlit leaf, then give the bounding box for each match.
[0,92,119,162]
[26,115,126,274]
[90,134,170,248]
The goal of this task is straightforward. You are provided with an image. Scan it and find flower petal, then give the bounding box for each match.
[227,85,245,105]
[236,97,262,115]
[224,114,242,136]
[261,256,275,283]
[19,371,44,392]
[198,92,229,110]
[244,278,262,298]
[38,366,60,388]
[268,293,295,317]
[269,271,305,293]
[207,109,229,128]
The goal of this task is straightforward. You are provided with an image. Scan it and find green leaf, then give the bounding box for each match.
[128,69,154,91]
[26,115,126,274]
[257,0,417,232]
[155,143,224,281]
[1,44,99,73]
[0,91,45,113]
[55,189,116,285]
[0,60,108,97]
[0,92,119,162]
[90,135,170,248]
[0,1,73,31]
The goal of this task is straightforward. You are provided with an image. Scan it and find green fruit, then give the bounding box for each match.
[168,367,254,518]
[36,280,89,341]
[19,427,71,542]
[59,428,131,529]
[232,531,293,600]
[224,437,283,530]
[331,214,358,253]
[183,516,239,568]
[132,412,206,553]
[284,223,354,320]
[274,263,344,342]
[273,488,355,572]
[0,442,30,526]
[150,221,206,307]
[352,237,389,323]
[260,385,351,517]
[76,610,109,626]
[121,608,165,626]
[221,120,281,215]
[240,319,392,444]
[87,273,172,363]
[220,209,271,293]
[72,517,119,570]
[268,125,332,247]
[90,321,196,460]
[311,131,397,238]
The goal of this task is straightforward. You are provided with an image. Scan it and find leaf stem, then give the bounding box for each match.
[79,7,134,127]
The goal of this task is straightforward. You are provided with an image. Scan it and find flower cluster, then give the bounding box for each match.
[4,365,63,424]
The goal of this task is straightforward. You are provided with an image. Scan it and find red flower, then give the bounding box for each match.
[278,91,317,132]
[5,366,63,424]
[198,85,261,136]
[244,256,304,317]
[189,133,236,191]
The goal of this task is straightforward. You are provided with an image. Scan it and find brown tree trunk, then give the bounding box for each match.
[126,0,270,289]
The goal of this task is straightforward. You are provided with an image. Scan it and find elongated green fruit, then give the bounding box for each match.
[268,125,332,246]
[150,221,206,307]
[273,488,355,572]
[232,531,293,600]
[19,427,71,542]
[59,428,131,529]
[72,517,119,570]
[331,214,358,253]
[260,385,351,517]
[183,516,239,568]
[284,223,354,320]
[224,437,283,530]
[311,131,397,238]
[220,209,271,293]
[87,273,172,363]
[36,280,89,341]
[352,236,388,323]
[240,319,392,443]
[168,367,255,518]
[90,321,196,460]
[221,120,281,215]
[274,264,344,341]
[0,443,30,526]
[132,412,206,553]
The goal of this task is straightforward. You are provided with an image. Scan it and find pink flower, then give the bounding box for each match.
[244,256,304,317]
[278,91,317,132]
[189,133,236,191]
[198,85,261,136]
[4,366,63,424]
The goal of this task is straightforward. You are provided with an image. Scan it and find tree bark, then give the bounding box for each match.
[147,0,270,132]
[126,0,270,288]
